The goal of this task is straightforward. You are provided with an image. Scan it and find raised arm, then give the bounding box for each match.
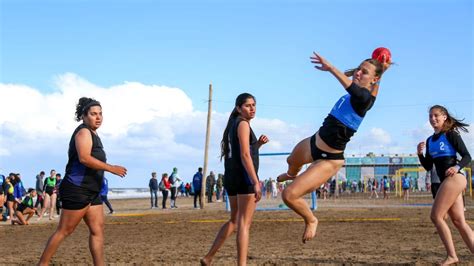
[310,52,352,89]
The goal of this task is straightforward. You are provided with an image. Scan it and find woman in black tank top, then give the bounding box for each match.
[277,50,389,244]
[201,93,269,266]
[39,97,127,266]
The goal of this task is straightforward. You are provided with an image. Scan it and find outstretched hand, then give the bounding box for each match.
[310,52,333,72]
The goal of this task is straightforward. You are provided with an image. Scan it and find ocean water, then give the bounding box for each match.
[108,188,155,199]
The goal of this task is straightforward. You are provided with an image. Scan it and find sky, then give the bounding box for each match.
[0,0,473,188]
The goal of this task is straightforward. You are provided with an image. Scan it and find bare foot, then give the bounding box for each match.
[441,256,458,265]
[302,217,318,243]
[200,257,211,266]
[277,172,295,182]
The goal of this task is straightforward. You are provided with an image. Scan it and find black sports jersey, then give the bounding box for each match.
[418,131,471,182]
[318,82,376,150]
[62,124,107,193]
[224,117,259,186]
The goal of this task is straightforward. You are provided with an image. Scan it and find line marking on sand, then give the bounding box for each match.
[5,218,473,227]
[104,217,402,225]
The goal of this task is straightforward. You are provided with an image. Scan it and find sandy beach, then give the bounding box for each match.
[2,196,474,265]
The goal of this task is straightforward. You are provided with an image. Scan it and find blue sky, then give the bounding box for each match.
[1,0,473,188]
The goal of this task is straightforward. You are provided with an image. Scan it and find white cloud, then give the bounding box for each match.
[2,75,472,188]
[0,74,308,187]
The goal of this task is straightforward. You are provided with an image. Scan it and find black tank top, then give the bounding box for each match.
[63,124,107,193]
[225,117,259,176]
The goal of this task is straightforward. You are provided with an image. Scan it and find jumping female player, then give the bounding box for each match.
[417,105,473,265]
[201,93,269,266]
[277,51,389,243]
[39,97,127,266]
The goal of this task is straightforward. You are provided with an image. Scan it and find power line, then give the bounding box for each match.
[206,99,474,109]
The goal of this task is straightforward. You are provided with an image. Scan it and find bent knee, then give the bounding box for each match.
[430,213,444,224]
[57,227,75,237]
[451,217,466,229]
[282,189,296,203]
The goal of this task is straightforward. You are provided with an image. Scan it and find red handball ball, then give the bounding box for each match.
[372,47,391,64]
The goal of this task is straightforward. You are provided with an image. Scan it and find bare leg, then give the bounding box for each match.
[277,137,314,182]
[201,196,238,266]
[7,201,15,220]
[38,194,51,219]
[282,159,344,243]
[25,209,35,224]
[38,206,89,265]
[83,204,105,266]
[49,194,57,220]
[15,211,27,225]
[431,174,468,265]
[236,194,257,266]
[448,193,474,253]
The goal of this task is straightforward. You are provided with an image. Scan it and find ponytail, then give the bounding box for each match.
[220,93,256,161]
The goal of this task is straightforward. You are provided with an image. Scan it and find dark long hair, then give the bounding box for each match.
[430,105,469,133]
[75,97,101,122]
[344,58,385,78]
[220,93,256,161]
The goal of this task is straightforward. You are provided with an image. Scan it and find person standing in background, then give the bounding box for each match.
[193,167,203,209]
[100,177,114,214]
[149,172,159,209]
[169,167,181,208]
[216,174,224,202]
[0,174,5,220]
[35,171,45,214]
[161,173,171,209]
[402,173,411,201]
[38,169,57,220]
[206,171,216,203]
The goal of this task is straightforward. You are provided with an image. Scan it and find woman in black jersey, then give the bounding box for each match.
[417,105,473,265]
[39,97,127,266]
[201,93,269,266]
[277,52,388,243]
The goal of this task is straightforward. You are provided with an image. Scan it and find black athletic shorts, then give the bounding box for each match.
[6,194,15,202]
[431,183,441,199]
[59,180,102,210]
[16,204,29,213]
[45,186,54,196]
[310,134,344,161]
[224,173,255,197]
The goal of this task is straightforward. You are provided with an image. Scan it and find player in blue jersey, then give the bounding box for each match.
[39,97,127,266]
[277,51,389,244]
[402,173,411,201]
[417,105,473,265]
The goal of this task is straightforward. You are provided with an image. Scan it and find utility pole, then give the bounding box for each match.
[201,83,212,208]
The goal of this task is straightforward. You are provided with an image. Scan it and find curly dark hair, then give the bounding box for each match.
[75,97,101,121]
